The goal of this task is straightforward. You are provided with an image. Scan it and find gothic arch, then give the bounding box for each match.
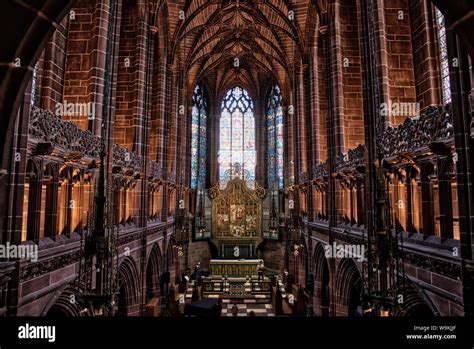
[146,243,162,301]
[44,286,81,317]
[26,158,42,178]
[394,282,438,317]
[117,256,140,316]
[312,242,330,316]
[335,258,363,316]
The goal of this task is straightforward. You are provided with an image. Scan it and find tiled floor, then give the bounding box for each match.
[220,300,275,317]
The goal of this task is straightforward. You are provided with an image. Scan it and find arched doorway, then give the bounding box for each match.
[336,258,363,316]
[117,256,140,316]
[312,243,330,316]
[146,243,162,302]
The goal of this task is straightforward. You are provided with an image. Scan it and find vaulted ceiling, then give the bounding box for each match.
[163,0,316,98]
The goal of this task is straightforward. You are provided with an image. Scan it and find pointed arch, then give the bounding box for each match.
[312,242,330,316]
[117,256,140,316]
[146,243,162,301]
[394,281,438,317]
[44,286,81,317]
[335,258,363,316]
[218,86,256,181]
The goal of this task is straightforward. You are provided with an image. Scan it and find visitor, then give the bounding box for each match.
[231,303,239,316]
[257,261,264,281]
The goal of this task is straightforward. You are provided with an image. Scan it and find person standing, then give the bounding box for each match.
[231,303,239,316]
[257,261,264,281]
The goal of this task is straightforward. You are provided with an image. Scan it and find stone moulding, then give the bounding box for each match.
[402,251,461,280]
[19,250,83,281]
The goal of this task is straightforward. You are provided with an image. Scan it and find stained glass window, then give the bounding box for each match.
[266,84,284,189]
[435,7,452,105]
[219,87,256,181]
[191,84,208,189]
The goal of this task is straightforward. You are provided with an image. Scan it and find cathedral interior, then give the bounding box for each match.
[0,0,474,320]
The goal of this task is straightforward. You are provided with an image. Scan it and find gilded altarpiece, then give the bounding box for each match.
[209,177,266,256]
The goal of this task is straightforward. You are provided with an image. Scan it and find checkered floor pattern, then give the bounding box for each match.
[220,299,275,317]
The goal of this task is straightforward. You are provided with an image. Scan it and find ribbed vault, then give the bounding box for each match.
[165,0,314,97]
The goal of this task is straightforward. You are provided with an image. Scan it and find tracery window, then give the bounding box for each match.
[190,83,208,189]
[266,84,284,189]
[435,7,452,105]
[219,87,256,181]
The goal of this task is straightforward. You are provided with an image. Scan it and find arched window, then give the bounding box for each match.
[266,84,284,189]
[190,84,208,189]
[219,87,256,181]
[435,7,451,104]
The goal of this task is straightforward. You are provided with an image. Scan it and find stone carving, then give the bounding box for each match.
[299,171,309,183]
[378,106,454,158]
[29,107,101,159]
[311,107,453,181]
[112,144,142,173]
[312,162,328,181]
[118,232,143,246]
[403,251,461,280]
[29,107,162,180]
[148,160,162,180]
[334,144,366,173]
[19,250,83,281]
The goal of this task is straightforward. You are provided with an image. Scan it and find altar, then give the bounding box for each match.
[208,174,266,258]
[209,259,263,277]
